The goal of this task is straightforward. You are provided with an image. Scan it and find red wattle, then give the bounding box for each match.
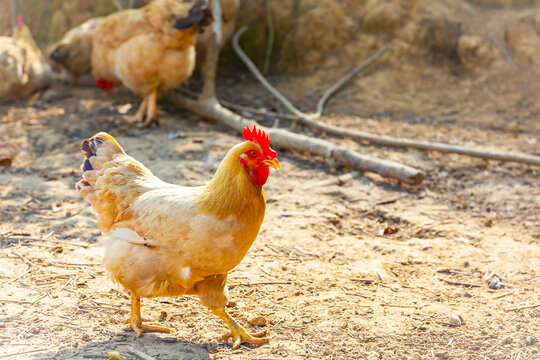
[251,166,269,187]
[96,78,114,90]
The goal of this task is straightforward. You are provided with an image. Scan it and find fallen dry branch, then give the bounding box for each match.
[232,27,540,167]
[165,95,425,185]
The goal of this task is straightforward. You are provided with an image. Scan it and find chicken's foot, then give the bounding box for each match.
[211,307,269,349]
[126,293,174,337]
[139,89,158,128]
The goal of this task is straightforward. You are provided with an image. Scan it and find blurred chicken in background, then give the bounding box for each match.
[91,0,213,127]
[0,15,51,103]
[46,0,239,107]
[48,17,105,83]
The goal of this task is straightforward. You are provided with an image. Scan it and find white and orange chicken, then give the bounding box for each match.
[91,0,213,127]
[77,126,279,348]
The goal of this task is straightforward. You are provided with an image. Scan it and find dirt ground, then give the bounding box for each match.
[1,6,540,359]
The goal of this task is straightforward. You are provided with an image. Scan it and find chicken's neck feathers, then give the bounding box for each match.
[196,143,266,222]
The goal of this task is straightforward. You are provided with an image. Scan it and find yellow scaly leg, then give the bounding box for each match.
[125,293,174,337]
[211,307,270,349]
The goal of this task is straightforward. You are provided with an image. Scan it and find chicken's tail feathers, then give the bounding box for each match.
[48,44,69,64]
[173,0,214,31]
[76,132,125,197]
[81,132,124,161]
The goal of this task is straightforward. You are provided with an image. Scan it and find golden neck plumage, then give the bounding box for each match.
[196,143,266,222]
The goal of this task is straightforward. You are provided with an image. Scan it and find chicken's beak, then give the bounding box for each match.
[263,158,280,169]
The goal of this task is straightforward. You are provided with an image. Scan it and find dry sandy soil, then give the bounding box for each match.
[1,6,540,357]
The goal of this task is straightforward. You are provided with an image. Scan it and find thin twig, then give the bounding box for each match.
[228,281,292,288]
[30,293,48,305]
[437,269,471,276]
[374,196,404,206]
[263,0,274,73]
[0,299,33,304]
[350,278,398,292]
[6,266,31,285]
[127,346,157,360]
[316,46,387,117]
[0,348,49,359]
[505,303,540,312]
[232,26,304,117]
[340,286,370,299]
[222,100,302,120]
[490,290,516,300]
[350,278,376,284]
[380,303,420,309]
[439,278,481,288]
[487,28,517,70]
[78,304,130,313]
[11,250,35,267]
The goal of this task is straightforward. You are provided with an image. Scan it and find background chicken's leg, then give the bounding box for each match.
[129,96,148,124]
[211,307,269,349]
[126,292,174,337]
[139,89,158,128]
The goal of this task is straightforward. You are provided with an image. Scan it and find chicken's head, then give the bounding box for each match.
[240,125,279,188]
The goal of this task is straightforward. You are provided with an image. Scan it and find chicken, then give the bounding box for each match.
[0,15,51,103]
[76,125,279,348]
[48,17,105,82]
[91,0,213,127]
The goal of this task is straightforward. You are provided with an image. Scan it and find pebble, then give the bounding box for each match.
[449,314,462,327]
[489,277,504,290]
[248,315,268,326]
[525,336,535,346]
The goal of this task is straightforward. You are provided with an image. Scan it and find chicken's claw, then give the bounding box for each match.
[125,318,174,337]
[211,308,270,349]
[125,293,174,337]
[221,328,270,349]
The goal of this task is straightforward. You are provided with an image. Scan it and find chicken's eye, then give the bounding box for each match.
[250,151,258,157]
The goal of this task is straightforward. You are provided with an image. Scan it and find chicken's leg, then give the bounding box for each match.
[125,292,174,337]
[211,307,270,349]
[128,95,148,124]
[139,89,158,128]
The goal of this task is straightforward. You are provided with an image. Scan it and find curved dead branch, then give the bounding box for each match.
[165,94,425,185]
[316,46,387,117]
[232,27,540,167]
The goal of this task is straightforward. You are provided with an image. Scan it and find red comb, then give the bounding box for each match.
[242,125,277,158]
[17,14,23,29]
[96,78,114,90]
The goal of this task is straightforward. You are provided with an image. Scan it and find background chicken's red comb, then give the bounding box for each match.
[242,125,277,158]
[17,14,23,29]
